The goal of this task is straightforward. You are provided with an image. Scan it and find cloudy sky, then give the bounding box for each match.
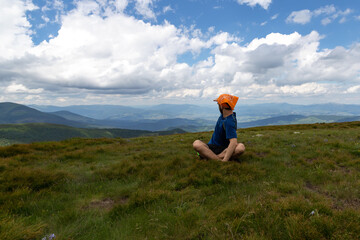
[1,0,360,106]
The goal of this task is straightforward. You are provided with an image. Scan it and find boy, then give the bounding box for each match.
[193,94,245,162]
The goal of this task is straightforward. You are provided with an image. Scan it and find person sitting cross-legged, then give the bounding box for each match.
[193,94,245,162]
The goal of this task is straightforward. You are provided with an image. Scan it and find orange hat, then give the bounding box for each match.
[214,94,239,110]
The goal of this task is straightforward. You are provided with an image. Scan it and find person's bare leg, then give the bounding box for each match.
[193,140,221,160]
[218,143,245,160]
[232,143,245,159]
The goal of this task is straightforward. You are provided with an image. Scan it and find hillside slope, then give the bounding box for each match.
[0,122,359,239]
[0,102,85,127]
[50,111,98,123]
[2,102,212,132]
[0,123,186,146]
[238,114,352,128]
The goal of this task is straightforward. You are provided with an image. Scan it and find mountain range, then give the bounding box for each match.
[1,102,360,132]
[0,102,214,132]
[0,102,189,145]
[30,102,360,121]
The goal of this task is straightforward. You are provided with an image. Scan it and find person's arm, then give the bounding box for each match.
[222,138,237,162]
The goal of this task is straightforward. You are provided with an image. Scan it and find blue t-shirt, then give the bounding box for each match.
[208,112,237,147]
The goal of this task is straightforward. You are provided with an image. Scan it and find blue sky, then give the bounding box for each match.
[1,0,360,106]
[28,0,360,49]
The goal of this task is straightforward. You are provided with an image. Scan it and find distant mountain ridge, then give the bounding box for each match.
[0,102,213,132]
[50,109,214,132]
[30,102,360,121]
[0,102,84,128]
[30,103,218,120]
[0,123,186,146]
[237,103,360,118]
[1,102,360,132]
[238,115,360,128]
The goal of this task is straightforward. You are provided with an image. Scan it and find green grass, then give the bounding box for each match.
[1,122,360,239]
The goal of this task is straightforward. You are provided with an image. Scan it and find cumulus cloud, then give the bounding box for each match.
[0,0,36,60]
[236,0,272,10]
[1,0,238,96]
[188,31,360,101]
[1,0,360,105]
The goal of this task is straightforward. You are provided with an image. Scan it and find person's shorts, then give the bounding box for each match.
[207,144,227,155]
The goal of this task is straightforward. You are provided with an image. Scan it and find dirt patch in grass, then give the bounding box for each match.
[305,157,317,164]
[89,198,115,210]
[305,181,318,192]
[341,198,360,209]
[305,181,360,210]
[304,181,334,203]
[255,152,268,158]
[330,199,360,211]
[334,165,351,174]
[84,196,129,211]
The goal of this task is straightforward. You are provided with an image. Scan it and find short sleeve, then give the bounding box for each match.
[225,117,237,139]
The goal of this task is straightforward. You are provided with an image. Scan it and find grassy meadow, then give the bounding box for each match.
[0,122,360,239]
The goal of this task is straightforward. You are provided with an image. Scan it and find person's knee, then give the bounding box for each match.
[236,143,245,154]
[193,140,202,151]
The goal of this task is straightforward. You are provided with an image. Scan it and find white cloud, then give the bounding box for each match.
[112,0,128,13]
[232,72,254,86]
[271,14,279,20]
[346,85,360,93]
[162,5,173,14]
[75,0,101,16]
[287,5,354,26]
[246,32,302,50]
[280,82,328,96]
[42,15,50,23]
[165,88,202,98]
[208,32,240,46]
[135,0,156,20]
[313,5,336,16]
[236,0,272,10]
[1,0,360,105]
[53,0,65,10]
[286,10,312,24]
[321,17,331,26]
[339,17,346,24]
[208,26,215,33]
[0,0,36,60]
[2,1,238,96]
[6,83,43,94]
[199,31,360,99]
